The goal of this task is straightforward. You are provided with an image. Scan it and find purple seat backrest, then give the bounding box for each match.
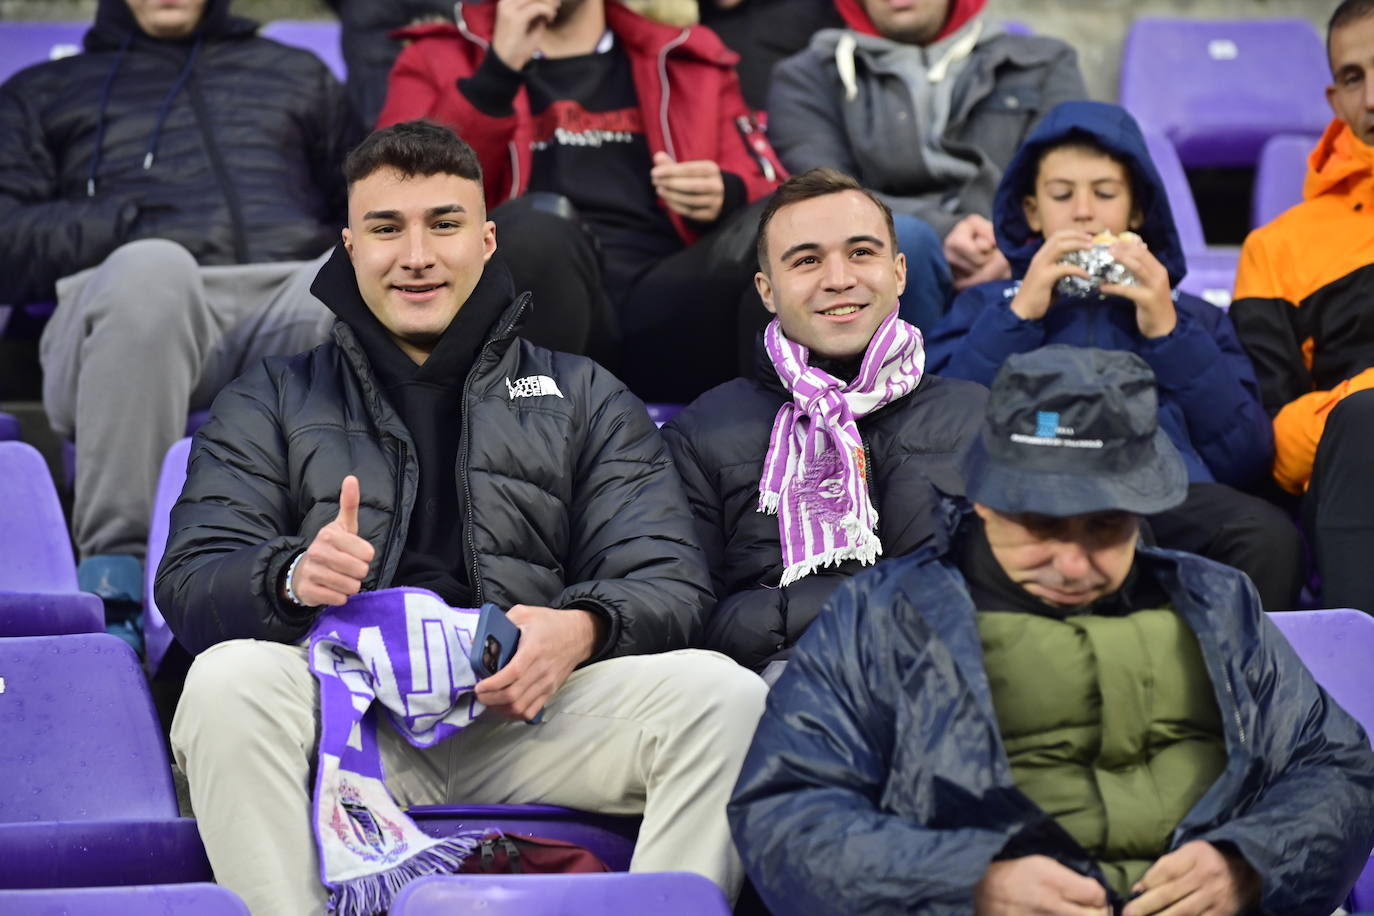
[389,872,732,915]
[144,438,193,676]
[1141,131,1207,253]
[0,412,18,441]
[0,442,79,592]
[644,403,684,428]
[0,633,180,821]
[1252,133,1319,229]
[1268,609,1374,745]
[0,883,250,915]
[0,21,86,86]
[1268,609,1374,909]
[259,20,347,83]
[1120,18,1329,169]
[410,804,640,871]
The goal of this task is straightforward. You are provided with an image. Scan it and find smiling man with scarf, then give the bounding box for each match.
[663,167,987,676]
[0,0,361,648]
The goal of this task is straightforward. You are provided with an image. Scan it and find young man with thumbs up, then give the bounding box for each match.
[156,120,765,916]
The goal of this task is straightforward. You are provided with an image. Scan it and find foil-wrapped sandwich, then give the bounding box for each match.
[1056,230,1142,297]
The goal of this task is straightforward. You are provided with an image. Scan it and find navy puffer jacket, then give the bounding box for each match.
[0,0,359,304]
[730,544,1374,914]
[662,343,986,671]
[926,101,1272,487]
[157,258,712,658]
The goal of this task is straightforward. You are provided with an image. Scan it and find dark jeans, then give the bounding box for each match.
[1148,481,1305,610]
[1305,389,1374,614]
[490,196,616,360]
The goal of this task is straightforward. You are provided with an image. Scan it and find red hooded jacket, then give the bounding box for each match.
[378,1,784,243]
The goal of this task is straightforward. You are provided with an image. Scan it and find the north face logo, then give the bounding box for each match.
[506,375,564,400]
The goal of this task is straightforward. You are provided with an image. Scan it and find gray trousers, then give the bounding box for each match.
[171,641,767,916]
[41,239,334,560]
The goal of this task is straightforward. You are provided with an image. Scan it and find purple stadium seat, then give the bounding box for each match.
[0,442,103,635]
[389,872,732,915]
[1269,609,1374,910]
[1252,133,1319,229]
[260,20,347,82]
[0,411,18,441]
[1120,18,1329,169]
[0,21,86,85]
[0,633,212,888]
[144,437,193,676]
[645,403,684,428]
[1140,132,1238,307]
[410,804,640,872]
[0,883,249,915]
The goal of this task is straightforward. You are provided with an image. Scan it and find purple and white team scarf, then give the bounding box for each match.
[759,314,925,585]
[308,588,490,916]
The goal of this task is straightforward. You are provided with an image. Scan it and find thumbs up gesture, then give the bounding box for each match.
[289,475,376,607]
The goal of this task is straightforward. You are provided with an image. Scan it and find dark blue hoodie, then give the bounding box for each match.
[925,101,1272,487]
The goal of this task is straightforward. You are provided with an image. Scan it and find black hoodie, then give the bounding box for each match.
[0,0,361,303]
[310,244,512,606]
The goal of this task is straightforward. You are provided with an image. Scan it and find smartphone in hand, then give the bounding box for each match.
[468,603,542,723]
[469,602,521,678]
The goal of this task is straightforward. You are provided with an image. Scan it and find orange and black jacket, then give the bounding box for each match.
[1231,118,1374,493]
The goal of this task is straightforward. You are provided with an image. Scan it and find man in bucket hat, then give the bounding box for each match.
[729,346,1374,916]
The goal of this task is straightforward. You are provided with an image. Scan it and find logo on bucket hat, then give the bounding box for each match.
[961,346,1187,517]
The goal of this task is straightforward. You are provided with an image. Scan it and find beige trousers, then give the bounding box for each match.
[171,641,766,916]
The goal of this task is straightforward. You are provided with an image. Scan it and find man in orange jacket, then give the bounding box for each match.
[1231,0,1374,613]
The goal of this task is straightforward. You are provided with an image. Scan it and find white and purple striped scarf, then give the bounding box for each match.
[308,588,490,916]
[759,314,925,585]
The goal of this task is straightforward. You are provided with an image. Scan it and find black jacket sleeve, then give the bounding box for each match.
[553,371,714,660]
[0,77,140,303]
[301,61,363,226]
[155,361,316,654]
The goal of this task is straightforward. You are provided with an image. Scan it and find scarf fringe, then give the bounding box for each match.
[328,832,484,916]
[758,491,781,515]
[778,538,882,587]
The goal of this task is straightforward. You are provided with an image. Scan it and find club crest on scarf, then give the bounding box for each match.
[309,589,493,916]
[333,783,408,863]
[759,314,926,585]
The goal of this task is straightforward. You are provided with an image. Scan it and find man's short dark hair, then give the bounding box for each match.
[755,168,897,271]
[343,120,483,192]
[1329,0,1374,71]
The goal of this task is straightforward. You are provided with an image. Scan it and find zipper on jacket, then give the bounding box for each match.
[457,294,532,604]
[188,71,249,263]
[375,439,408,589]
[655,29,690,162]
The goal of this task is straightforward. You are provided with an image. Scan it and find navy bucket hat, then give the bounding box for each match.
[961,346,1188,517]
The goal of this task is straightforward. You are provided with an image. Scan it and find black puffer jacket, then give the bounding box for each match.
[0,0,359,304]
[156,259,712,658]
[662,344,987,670]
